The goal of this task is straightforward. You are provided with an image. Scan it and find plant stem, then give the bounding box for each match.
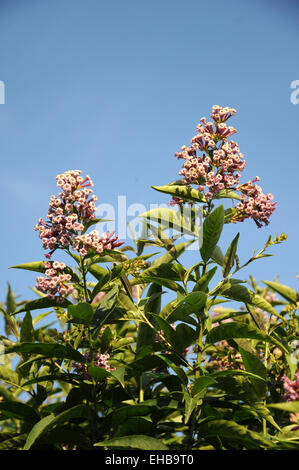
[139,375,144,403]
[195,319,204,379]
[80,256,89,303]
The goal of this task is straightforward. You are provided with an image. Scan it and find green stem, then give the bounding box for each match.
[263,318,271,437]
[195,319,204,379]
[139,375,144,403]
[80,256,89,303]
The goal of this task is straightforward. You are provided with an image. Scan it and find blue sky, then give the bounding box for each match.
[0,0,298,317]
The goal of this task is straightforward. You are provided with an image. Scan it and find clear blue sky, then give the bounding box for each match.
[0,0,298,314]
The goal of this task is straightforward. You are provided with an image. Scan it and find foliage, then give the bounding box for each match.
[0,108,298,451]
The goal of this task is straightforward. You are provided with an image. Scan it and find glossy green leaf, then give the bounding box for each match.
[222,233,240,278]
[0,434,27,450]
[193,266,217,292]
[81,217,111,234]
[92,285,119,336]
[13,297,72,315]
[23,404,87,450]
[95,434,168,450]
[23,373,81,387]
[268,402,299,413]
[207,321,288,352]
[263,280,299,305]
[161,291,207,322]
[0,365,20,387]
[219,283,284,320]
[0,402,40,423]
[20,311,34,343]
[136,284,161,352]
[238,346,267,398]
[198,419,273,449]
[192,376,217,396]
[212,189,242,201]
[151,183,206,203]
[211,245,225,266]
[200,205,224,263]
[183,388,202,424]
[10,261,79,282]
[68,302,94,325]
[139,207,201,237]
[4,342,84,362]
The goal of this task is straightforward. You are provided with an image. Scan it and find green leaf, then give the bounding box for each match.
[139,207,201,237]
[92,285,119,336]
[95,434,168,450]
[151,183,206,204]
[10,261,48,274]
[0,402,40,423]
[198,419,273,449]
[138,241,195,284]
[10,261,79,282]
[110,366,126,388]
[23,373,81,387]
[193,266,217,292]
[0,434,27,450]
[23,414,55,450]
[268,402,299,413]
[192,376,216,396]
[87,366,110,381]
[68,302,94,325]
[0,365,20,387]
[32,311,52,327]
[219,283,284,320]
[114,291,146,322]
[212,189,242,201]
[238,346,267,398]
[14,297,72,315]
[136,284,161,352]
[211,245,225,266]
[252,402,281,432]
[23,404,87,450]
[200,205,224,263]
[222,233,240,278]
[81,217,111,234]
[88,264,111,285]
[183,261,202,285]
[4,342,84,362]
[262,281,299,305]
[153,353,188,385]
[161,291,207,323]
[6,282,16,314]
[87,364,125,388]
[207,321,288,352]
[20,311,34,343]
[183,388,202,424]
[210,369,267,382]
[132,275,185,294]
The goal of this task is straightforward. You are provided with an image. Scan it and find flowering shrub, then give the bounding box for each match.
[0,106,298,451]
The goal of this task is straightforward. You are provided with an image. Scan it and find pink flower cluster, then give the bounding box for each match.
[35,170,123,258]
[173,105,276,227]
[73,352,115,380]
[282,371,299,401]
[73,230,123,257]
[36,261,75,303]
[34,170,96,258]
[234,177,277,228]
